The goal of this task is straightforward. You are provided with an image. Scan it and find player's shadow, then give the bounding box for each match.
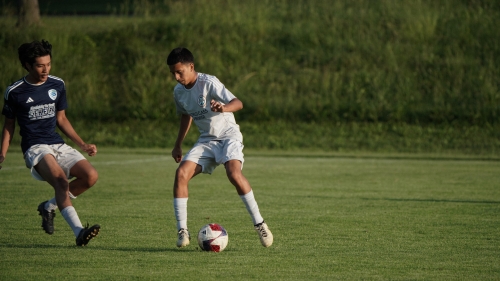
[97,246,184,252]
[99,246,238,253]
[363,197,500,204]
[0,243,64,249]
[0,243,228,252]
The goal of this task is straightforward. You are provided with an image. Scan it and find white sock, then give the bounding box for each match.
[45,198,58,212]
[240,190,264,225]
[45,192,77,212]
[174,198,188,230]
[60,206,84,237]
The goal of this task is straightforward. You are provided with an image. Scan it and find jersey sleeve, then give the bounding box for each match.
[208,77,236,104]
[56,83,68,111]
[2,90,15,119]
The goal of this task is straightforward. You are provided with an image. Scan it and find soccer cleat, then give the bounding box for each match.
[254,221,273,247]
[177,228,190,248]
[37,201,55,235]
[76,224,100,246]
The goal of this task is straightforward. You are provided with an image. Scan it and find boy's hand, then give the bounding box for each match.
[210,100,224,112]
[0,155,4,169]
[81,143,97,156]
[172,146,183,163]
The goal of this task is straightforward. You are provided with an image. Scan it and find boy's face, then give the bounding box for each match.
[169,62,196,88]
[25,55,51,84]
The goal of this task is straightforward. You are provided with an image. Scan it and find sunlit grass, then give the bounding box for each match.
[0,148,499,280]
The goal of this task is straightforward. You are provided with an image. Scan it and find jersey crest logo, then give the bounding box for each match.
[48,89,58,100]
[197,95,206,107]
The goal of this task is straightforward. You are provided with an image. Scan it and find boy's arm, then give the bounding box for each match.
[56,110,97,156]
[172,114,192,163]
[0,117,15,168]
[210,98,243,113]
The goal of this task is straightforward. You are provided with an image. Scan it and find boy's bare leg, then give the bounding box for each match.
[38,160,98,233]
[173,160,201,247]
[224,160,251,195]
[224,159,273,247]
[35,155,83,236]
[173,160,201,198]
[69,160,98,197]
[35,155,72,209]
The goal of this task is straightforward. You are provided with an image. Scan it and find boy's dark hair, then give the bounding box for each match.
[18,40,52,70]
[167,47,194,65]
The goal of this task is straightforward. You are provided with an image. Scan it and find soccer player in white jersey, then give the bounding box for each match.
[0,40,100,246]
[167,47,273,248]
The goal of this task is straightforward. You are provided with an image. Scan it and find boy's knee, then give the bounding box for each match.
[86,168,98,187]
[175,167,190,182]
[226,169,243,184]
[77,167,98,188]
[55,176,69,188]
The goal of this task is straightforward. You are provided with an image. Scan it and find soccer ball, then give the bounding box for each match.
[197,223,228,252]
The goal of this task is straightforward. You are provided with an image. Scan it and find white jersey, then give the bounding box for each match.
[173,73,243,143]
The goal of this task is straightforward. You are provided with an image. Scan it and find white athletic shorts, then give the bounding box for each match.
[24,143,86,181]
[182,139,245,174]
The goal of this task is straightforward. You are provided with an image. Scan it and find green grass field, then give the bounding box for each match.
[0,148,499,280]
[1,1,499,154]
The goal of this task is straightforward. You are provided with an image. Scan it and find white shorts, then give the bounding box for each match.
[182,139,245,174]
[24,143,86,181]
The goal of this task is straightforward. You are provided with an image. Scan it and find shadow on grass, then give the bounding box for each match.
[0,243,225,253]
[363,198,500,204]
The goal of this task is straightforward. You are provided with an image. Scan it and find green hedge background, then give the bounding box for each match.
[1,0,499,154]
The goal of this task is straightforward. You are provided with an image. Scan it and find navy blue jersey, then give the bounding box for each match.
[2,75,68,154]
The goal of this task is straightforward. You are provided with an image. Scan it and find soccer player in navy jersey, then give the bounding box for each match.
[0,40,100,246]
[167,47,273,248]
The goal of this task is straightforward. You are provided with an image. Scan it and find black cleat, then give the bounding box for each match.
[76,224,100,246]
[37,201,55,235]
